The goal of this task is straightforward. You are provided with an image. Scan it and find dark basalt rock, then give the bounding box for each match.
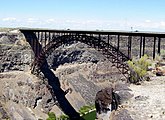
[95,87,120,117]
[0,32,33,73]
[47,42,105,69]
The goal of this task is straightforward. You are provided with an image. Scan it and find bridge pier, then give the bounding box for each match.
[153,37,156,59]
[158,37,161,55]
[128,36,132,59]
[140,36,142,58]
[142,36,145,56]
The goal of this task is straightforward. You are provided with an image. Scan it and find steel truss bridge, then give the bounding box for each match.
[20,29,165,78]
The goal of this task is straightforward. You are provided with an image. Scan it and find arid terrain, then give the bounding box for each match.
[121,76,165,120]
[0,28,165,120]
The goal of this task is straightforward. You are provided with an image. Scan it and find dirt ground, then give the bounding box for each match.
[124,76,165,120]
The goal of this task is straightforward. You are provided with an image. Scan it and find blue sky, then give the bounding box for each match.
[0,0,165,31]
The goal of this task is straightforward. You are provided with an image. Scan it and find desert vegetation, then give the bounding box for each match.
[46,105,96,120]
[128,54,151,84]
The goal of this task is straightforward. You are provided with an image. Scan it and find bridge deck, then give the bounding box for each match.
[20,29,165,37]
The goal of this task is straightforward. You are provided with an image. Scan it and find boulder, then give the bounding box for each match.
[95,87,120,120]
[155,67,165,76]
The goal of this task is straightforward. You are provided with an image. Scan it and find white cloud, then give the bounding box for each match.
[1,17,165,32]
[142,21,164,30]
[145,20,151,23]
[114,20,165,31]
[27,18,39,23]
[2,17,17,22]
[160,21,165,27]
[46,18,56,23]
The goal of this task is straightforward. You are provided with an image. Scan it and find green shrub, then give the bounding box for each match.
[128,54,151,83]
[46,105,96,120]
[161,49,165,59]
[79,105,95,116]
[46,112,56,120]
[82,111,96,120]
[46,112,70,120]
[58,114,69,120]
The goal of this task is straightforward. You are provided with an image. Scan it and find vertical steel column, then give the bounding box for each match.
[153,36,156,59]
[34,32,37,56]
[70,32,72,44]
[63,32,66,46]
[78,33,80,44]
[48,32,51,42]
[158,37,161,55]
[44,32,47,51]
[33,32,36,56]
[140,36,143,58]
[117,35,120,51]
[40,32,43,46]
[36,32,41,56]
[37,31,39,40]
[59,32,62,46]
[106,34,109,58]
[130,36,132,59]
[142,36,145,56]
[128,36,132,59]
[80,33,83,42]
[52,32,55,40]
[93,34,96,48]
[117,35,120,67]
[31,32,35,55]
[107,34,110,48]
[38,32,42,56]
[28,32,33,63]
[98,34,101,50]
[89,34,92,46]
[58,32,61,46]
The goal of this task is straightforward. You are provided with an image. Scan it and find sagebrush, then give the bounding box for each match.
[128,55,151,83]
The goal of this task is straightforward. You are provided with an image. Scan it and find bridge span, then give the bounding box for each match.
[20,29,165,77]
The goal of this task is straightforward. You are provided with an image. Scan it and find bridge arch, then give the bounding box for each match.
[32,34,129,77]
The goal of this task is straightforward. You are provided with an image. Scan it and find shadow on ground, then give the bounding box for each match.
[40,61,81,119]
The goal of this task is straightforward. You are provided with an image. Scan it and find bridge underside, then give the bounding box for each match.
[20,29,165,77]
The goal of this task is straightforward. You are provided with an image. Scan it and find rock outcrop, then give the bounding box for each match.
[0,71,58,119]
[0,31,33,73]
[95,87,117,120]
